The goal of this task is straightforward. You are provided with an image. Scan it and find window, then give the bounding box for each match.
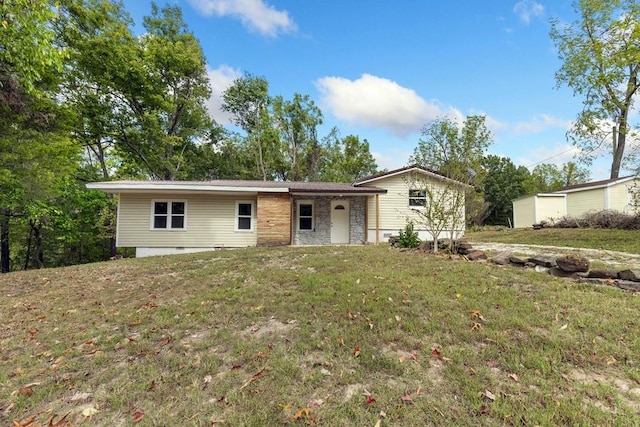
[298,201,314,231]
[236,201,254,231]
[152,201,186,230]
[409,189,427,207]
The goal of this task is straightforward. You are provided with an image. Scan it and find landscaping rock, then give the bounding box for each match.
[490,251,513,265]
[549,267,578,279]
[457,242,474,255]
[556,256,589,273]
[588,269,619,279]
[467,250,487,261]
[578,277,640,292]
[528,255,558,268]
[618,269,640,282]
[616,281,640,291]
[535,265,550,273]
[509,256,526,266]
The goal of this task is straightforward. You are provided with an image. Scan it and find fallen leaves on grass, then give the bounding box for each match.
[239,366,267,390]
[132,409,144,422]
[354,347,360,357]
[365,395,376,405]
[293,407,313,421]
[400,394,413,404]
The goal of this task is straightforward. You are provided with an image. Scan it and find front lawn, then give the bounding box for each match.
[2,245,640,425]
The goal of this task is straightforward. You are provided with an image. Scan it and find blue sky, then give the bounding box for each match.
[121,0,618,179]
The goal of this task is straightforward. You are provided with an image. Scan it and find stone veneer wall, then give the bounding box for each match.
[292,196,366,245]
[256,192,291,246]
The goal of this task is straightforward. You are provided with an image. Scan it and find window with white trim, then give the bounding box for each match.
[409,189,427,207]
[236,201,254,231]
[297,200,314,231]
[152,201,186,230]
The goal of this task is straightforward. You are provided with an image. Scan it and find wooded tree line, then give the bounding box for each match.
[1,0,636,271]
[0,0,380,272]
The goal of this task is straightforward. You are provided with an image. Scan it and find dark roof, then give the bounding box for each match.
[555,175,636,192]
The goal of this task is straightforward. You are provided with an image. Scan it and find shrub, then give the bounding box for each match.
[550,210,640,230]
[397,221,421,248]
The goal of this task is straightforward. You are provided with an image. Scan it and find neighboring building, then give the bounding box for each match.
[87,166,468,257]
[512,176,640,228]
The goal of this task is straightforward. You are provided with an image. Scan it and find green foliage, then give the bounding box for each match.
[481,155,529,225]
[320,131,378,182]
[396,221,421,248]
[550,0,640,178]
[522,162,591,194]
[0,0,64,93]
[410,115,492,183]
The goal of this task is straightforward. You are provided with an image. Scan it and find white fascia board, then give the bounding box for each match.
[356,167,470,188]
[290,191,382,197]
[556,177,636,194]
[86,182,288,194]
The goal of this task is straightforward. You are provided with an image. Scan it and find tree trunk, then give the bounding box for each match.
[24,225,33,270]
[611,124,625,179]
[110,236,117,258]
[31,219,45,269]
[1,209,9,273]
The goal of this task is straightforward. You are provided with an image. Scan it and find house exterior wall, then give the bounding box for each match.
[117,193,257,252]
[256,192,291,246]
[565,188,605,217]
[362,173,465,242]
[537,195,566,223]
[291,196,366,245]
[512,195,535,228]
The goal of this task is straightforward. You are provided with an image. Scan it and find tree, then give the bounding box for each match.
[272,93,323,181]
[481,155,529,226]
[222,73,280,180]
[1,1,77,272]
[403,172,467,253]
[409,115,493,224]
[61,1,213,181]
[320,132,378,182]
[550,0,640,178]
[0,0,65,94]
[522,162,591,194]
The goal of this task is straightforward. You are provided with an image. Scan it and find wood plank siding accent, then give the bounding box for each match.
[256,192,291,246]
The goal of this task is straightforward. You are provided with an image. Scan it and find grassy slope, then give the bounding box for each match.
[466,228,640,254]
[2,245,640,426]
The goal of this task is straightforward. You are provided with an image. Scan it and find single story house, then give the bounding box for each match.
[87,166,468,257]
[513,175,640,228]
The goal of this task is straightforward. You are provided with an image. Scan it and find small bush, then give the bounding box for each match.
[397,221,421,248]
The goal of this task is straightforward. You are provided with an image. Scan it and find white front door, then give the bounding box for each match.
[330,200,350,244]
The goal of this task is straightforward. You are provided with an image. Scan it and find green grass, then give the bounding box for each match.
[2,245,640,426]
[466,228,640,254]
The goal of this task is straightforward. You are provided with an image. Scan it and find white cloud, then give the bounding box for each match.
[187,0,296,37]
[513,114,572,134]
[315,74,462,137]
[206,64,241,124]
[513,0,544,25]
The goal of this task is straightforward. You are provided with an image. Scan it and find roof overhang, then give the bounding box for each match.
[86,182,288,194]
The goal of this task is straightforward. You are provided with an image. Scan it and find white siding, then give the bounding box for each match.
[513,196,535,228]
[566,188,605,217]
[363,172,465,242]
[117,193,257,249]
[536,195,566,224]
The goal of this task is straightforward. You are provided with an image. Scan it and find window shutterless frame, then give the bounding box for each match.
[150,200,187,230]
[235,201,255,231]
[297,200,314,231]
